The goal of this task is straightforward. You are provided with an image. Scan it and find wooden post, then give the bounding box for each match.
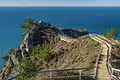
[49,63,53,80]
[46,72,47,80]
[79,70,82,80]
[94,54,101,80]
[50,71,52,79]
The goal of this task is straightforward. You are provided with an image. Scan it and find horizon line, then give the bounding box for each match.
[1,4,120,7]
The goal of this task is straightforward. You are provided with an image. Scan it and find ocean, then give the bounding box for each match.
[0,7,120,69]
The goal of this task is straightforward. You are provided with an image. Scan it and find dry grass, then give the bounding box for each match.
[32,36,101,80]
[49,36,101,69]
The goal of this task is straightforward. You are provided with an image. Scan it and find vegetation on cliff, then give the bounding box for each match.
[2,55,9,62]
[106,27,118,39]
[1,18,100,80]
[16,57,37,80]
[1,18,120,80]
[31,44,54,62]
[20,18,38,36]
[30,36,101,80]
[2,48,14,62]
[16,44,54,80]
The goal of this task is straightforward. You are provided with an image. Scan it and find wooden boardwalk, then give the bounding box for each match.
[9,34,117,80]
[90,34,111,80]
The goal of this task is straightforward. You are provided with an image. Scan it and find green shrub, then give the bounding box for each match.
[20,58,37,73]
[20,18,38,36]
[16,44,53,80]
[2,55,9,62]
[106,28,118,39]
[16,57,37,80]
[9,48,14,54]
[31,44,53,62]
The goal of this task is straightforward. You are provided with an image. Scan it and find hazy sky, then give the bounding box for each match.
[0,0,120,5]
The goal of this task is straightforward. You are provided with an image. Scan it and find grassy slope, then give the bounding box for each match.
[31,36,101,80]
[49,36,101,68]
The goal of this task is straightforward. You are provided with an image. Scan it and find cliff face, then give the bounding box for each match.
[0,21,89,80]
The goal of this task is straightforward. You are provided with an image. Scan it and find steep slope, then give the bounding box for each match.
[0,21,101,80]
[30,36,101,80]
[49,36,101,69]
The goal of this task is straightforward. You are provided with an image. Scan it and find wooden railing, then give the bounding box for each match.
[94,54,101,80]
[9,34,120,80]
[8,66,95,80]
[9,54,102,80]
[93,34,120,80]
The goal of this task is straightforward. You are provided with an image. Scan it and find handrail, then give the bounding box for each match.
[44,74,94,79]
[9,34,120,80]
[94,54,101,79]
[93,34,120,80]
[113,68,120,72]
[9,66,95,80]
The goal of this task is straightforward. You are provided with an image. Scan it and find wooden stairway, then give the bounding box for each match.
[90,34,111,80]
[97,54,110,80]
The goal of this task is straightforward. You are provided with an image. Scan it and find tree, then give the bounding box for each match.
[20,18,38,36]
[106,28,118,39]
[31,44,53,62]
[9,48,14,54]
[2,55,9,62]
[19,57,37,73]
[16,57,37,80]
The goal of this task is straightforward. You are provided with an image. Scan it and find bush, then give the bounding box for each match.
[31,44,53,62]
[9,48,14,54]
[20,18,38,36]
[16,57,37,80]
[2,55,9,62]
[16,44,53,80]
[106,28,118,39]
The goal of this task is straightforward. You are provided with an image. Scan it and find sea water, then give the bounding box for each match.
[0,7,120,69]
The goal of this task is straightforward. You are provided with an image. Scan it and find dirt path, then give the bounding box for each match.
[59,34,76,43]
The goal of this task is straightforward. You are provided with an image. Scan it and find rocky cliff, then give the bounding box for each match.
[0,21,100,80]
[0,22,88,80]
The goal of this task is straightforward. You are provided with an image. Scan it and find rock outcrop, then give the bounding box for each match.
[0,21,88,80]
[0,57,14,80]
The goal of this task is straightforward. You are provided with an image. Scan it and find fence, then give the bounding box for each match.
[9,66,95,80]
[94,34,120,80]
[94,54,101,80]
[9,34,119,80]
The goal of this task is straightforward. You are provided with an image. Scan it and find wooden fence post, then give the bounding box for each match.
[46,72,47,80]
[50,71,52,79]
[49,63,53,80]
[94,54,101,80]
[79,70,82,80]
